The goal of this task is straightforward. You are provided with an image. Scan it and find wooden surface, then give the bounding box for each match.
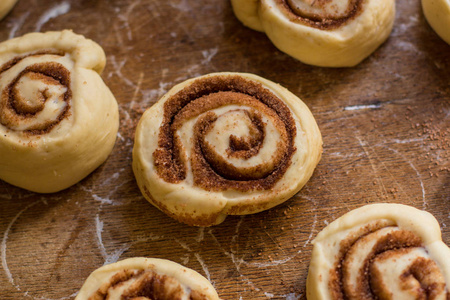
[0,0,449,299]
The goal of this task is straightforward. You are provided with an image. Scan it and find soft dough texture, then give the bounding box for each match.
[75,257,221,300]
[231,0,395,67]
[422,0,450,45]
[0,0,18,20]
[306,203,450,300]
[0,30,119,193]
[133,72,322,226]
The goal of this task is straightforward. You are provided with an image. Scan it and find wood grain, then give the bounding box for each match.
[0,0,448,299]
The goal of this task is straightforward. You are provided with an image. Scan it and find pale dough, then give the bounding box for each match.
[133,72,322,226]
[306,203,450,299]
[231,0,396,67]
[0,30,119,193]
[422,0,450,45]
[75,257,221,300]
[0,0,18,20]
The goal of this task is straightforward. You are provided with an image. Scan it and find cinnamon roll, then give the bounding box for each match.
[306,203,450,300]
[0,0,18,20]
[0,30,119,193]
[231,0,395,67]
[422,0,450,45]
[75,257,221,300]
[133,72,322,226]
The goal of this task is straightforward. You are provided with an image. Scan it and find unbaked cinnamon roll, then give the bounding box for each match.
[0,0,18,20]
[422,0,450,45]
[75,257,221,300]
[0,30,119,193]
[133,72,322,226]
[306,203,450,300]
[231,0,395,67]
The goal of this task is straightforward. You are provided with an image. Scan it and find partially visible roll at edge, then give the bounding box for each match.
[0,0,18,20]
[231,0,395,67]
[75,257,221,300]
[422,0,450,45]
[306,203,450,300]
[0,30,119,193]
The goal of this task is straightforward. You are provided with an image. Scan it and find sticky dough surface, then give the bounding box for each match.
[132,72,322,226]
[306,203,450,300]
[230,0,395,67]
[0,30,119,193]
[422,0,450,45]
[0,0,18,20]
[75,257,221,300]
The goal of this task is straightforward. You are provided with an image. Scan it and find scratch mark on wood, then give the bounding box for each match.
[117,0,142,41]
[170,0,191,12]
[195,227,205,243]
[207,229,258,291]
[201,48,218,65]
[285,292,302,299]
[344,104,381,111]
[392,15,419,37]
[174,239,213,284]
[95,215,130,266]
[379,145,427,209]
[2,200,42,289]
[0,200,79,300]
[95,214,107,260]
[394,40,422,55]
[356,135,388,198]
[113,23,124,46]
[92,194,116,205]
[175,239,192,252]
[392,137,426,144]
[130,72,144,109]
[35,2,71,32]
[194,253,212,283]
[8,11,30,39]
[303,213,317,247]
[108,55,136,89]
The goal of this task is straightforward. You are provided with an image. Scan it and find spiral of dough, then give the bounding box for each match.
[231,0,395,67]
[0,31,119,193]
[133,72,322,226]
[75,258,221,300]
[0,51,71,133]
[306,203,450,300]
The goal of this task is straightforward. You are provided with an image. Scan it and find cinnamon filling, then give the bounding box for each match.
[153,75,297,192]
[278,0,364,30]
[88,269,208,300]
[328,222,449,299]
[371,251,448,300]
[0,52,71,135]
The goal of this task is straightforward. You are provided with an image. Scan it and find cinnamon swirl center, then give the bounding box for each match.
[0,53,71,134]
[88,269,207,300]
[279,0,364,29]
[153,75,297,193]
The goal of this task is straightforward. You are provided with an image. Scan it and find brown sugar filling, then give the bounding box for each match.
[278,0,364,30]
[328,223,449,300]
[88,269,209,300]
[153,75,296,192]
[0,52,71,135]
[370,250,448,300]
[327,220,393,300]
[345,230,422,299]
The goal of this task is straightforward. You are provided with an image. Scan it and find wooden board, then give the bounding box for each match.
[0,0,449,299]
